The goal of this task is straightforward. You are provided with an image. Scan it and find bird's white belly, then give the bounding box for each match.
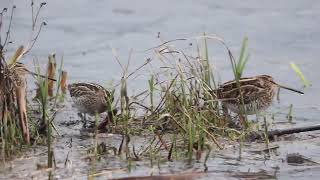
[225,102,269,115]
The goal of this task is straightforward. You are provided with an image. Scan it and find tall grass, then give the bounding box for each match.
[0,1,49,160]
[108,34,246,162]
[229,37,250,128]
[0,48,26,161]
[86,34,254,163]
[31,55,65,168]
[235,37,250,80]
[34,60,53,168]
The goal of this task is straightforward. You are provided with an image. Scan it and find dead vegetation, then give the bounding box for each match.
[0,3,67,162]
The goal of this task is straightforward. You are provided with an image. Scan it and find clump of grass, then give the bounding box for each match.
[33,55,67,167]
[35,61,53,168]
[92,33,302,165]
[0,49,23,160]
[34,59,53,168]
[105,34,251,163]
[0,2,49,160]
[227,36,250,128]
[0,44,37,159]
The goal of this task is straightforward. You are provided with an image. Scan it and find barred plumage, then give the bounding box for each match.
[68,82,113,122]
[216,75,303,115]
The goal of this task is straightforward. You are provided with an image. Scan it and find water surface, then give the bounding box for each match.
[1,0,320,179]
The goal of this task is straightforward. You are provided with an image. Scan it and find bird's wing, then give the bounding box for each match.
[218,84,265,104]
[68,83,98,98]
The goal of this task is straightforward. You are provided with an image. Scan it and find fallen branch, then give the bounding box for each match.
[248,124,320,141]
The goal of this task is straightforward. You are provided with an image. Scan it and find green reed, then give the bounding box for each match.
[148,75,155,111]
[287,104,293,123]
[290,62,309,88]
[34,59,54,168]
[145,35,226,161]
[230,37,250,128]
[35,61,51,166]
[235,37,250,79]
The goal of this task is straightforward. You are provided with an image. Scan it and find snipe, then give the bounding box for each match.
[68,82,114,127]
[216,75,304,115]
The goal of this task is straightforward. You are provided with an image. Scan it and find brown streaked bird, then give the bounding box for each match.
[68,82,114,127]
[216,75,304,115]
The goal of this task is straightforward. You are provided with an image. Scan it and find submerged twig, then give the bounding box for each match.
[248,124,320,141]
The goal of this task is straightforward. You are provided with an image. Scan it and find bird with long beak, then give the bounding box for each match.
[216,75,304,115]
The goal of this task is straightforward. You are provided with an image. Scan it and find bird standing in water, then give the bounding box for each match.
[216,75,304,116]
[68,82,114,128]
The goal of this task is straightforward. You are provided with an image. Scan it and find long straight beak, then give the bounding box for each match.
[28,71,57,81]
[278,84,304,95]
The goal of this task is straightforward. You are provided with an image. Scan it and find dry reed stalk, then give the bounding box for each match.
[60,70,67,94]
[16,85,30,143]
[47,60,56,96]
[0,78,3,121]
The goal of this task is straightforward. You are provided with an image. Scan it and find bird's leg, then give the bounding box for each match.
[77,112,87,128]
[221,104,232,126]
[16,87,30,144]
[221,104,243,129]
[98,108,118,131]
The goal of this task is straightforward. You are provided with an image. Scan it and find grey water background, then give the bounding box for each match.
[1,0,320,179]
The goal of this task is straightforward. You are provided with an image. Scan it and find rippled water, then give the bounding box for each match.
[1,0,320,179]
